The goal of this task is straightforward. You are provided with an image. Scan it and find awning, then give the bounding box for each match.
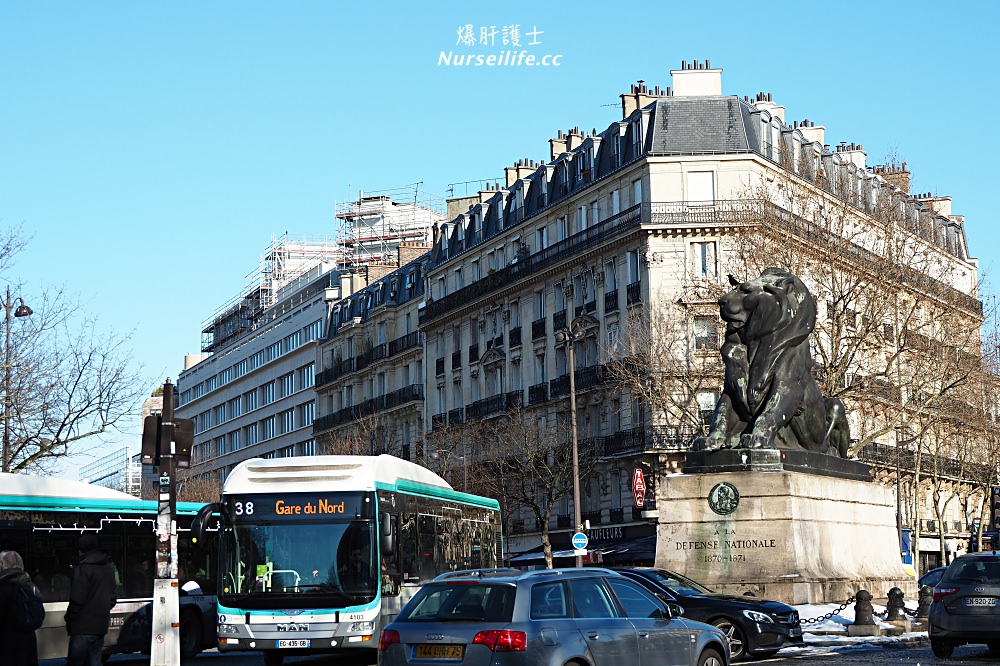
[508,536,656,565]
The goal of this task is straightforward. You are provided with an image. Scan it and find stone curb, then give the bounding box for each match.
[806,634,929,647]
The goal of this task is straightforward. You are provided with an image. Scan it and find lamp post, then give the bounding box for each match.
[2,287,33,473]
[554,314,598,567]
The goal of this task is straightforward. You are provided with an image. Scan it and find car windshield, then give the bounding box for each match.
[398,583,516,623]
[644,569,714,595]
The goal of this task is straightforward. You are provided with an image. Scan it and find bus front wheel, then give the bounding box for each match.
[179,609,202,660]
[263,651,284,666]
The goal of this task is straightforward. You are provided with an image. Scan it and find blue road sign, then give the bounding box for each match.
[572,532,589,550]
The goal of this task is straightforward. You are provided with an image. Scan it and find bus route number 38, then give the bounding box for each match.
[233,502,254,516]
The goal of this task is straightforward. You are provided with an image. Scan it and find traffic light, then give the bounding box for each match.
[140,415,162,466]
[174,418,194,468]
[992,487,1000,531]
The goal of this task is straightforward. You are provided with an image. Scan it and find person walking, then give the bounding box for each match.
[0,549,42,666]
[65,534,117,666]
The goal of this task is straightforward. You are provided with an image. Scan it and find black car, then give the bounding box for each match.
[919,566,947,589]
[928,553,1000,659]
[615,568,802,660]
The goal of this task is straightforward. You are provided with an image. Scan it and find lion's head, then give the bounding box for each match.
[719,267,815,347]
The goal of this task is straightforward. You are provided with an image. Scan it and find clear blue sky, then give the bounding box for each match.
[2,1,997,478]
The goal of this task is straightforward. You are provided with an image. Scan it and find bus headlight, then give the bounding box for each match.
[219,624,241,635]
[349,621,374,632]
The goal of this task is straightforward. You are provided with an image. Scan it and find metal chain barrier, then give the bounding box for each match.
[800,596,855,625]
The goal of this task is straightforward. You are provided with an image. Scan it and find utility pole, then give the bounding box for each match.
[141,379,193,666]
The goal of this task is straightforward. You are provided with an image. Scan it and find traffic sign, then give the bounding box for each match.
[571,531,589,550]
[633,468,647,508]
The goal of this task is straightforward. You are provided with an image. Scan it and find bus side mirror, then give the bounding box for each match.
[380,512,396,557]
[191,502,222,544]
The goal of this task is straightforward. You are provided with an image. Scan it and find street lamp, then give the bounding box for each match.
[554,313,599,567]
[3,287,33,473]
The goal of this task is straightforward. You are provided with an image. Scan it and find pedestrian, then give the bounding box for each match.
[0,549,42,666]
[65,534,117,666]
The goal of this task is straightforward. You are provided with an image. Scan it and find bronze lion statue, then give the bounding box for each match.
[696,268,850,456]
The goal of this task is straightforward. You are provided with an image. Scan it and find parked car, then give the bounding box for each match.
[928,553,1000,659]
[918,566,947,589]
[377,567,730,666]
[614,568,802,660]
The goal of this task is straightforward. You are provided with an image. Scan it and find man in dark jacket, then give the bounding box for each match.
[0,549,40,666]
[65,534,117,666]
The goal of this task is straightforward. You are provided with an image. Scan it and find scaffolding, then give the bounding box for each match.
[334,184,444,267]
[199,184,445,354]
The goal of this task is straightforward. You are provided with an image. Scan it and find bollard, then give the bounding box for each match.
[916,585,933,618]
[885,587,905,621]
[847,589,881,637]
[853,589,875,625]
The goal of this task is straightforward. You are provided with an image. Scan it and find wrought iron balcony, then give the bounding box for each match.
[553,309,567,332]
[448,407,465,425]
[531,318,546,340]
[388,330,421,356]
[604,290,619,313]
[468,343,480,364]
[626,281,642,305]
[451,351,462,369]
[528,383,548,405]
[509,326,522,348]
[435,357,445,376]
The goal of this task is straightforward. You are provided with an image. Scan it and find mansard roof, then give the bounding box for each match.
[649,96,757,155]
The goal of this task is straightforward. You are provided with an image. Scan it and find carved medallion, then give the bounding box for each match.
[708,482,740,516]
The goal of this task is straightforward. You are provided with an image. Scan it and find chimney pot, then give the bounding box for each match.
[706,59,710,68]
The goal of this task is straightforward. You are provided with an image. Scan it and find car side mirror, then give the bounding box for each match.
[667,603,684,619]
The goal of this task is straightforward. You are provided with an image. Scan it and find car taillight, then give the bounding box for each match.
[472,630,527,652]
[933,586,959,603]
[377,629,400,651]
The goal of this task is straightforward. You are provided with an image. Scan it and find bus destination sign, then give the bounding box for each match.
[224,492,371,521]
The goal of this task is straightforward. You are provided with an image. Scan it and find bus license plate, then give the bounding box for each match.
[415,644,464,659]
[277,639,310,648]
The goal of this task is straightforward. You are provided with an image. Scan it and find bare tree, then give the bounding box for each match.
[472,408,598,569]
[3,282,147,474]
[176,469,224,503]
[316,412,399,457]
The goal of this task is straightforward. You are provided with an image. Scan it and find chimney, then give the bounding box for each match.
[504,163,519,187]
[566,127,584,150]
[620,81,669,118]
[517,158,536,179]
[834,142,867,169]
[549,129,568,160]
[797,120,825,148]
[669,59,722,97]
[398,241,432,267]
[873,162,911,196]
[915,193,951,217]
[751,92,785,123]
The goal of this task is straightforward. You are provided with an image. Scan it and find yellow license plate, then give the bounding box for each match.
[415,644,464,659]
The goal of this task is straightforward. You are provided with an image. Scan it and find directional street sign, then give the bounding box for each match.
[571,531,589,550]
[633,468,647,508]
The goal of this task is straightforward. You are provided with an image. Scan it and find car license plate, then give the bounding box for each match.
[964,597,997,606]
[415,644,464,659]
[789,627,802,637]
[277,639,310,648]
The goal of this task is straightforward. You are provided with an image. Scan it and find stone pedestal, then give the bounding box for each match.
[847,625,882,637]
[654,451,915,604]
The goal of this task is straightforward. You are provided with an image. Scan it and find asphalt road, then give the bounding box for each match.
[40,642,1000,666]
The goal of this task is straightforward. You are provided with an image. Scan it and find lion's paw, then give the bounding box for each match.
[739,433,775,449]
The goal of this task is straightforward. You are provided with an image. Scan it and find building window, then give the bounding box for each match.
[279,409,295,435]
[280,372,295,398]
[696,391,718,426]
[300,440,316,456]
[214,404,226,425]
[234,359,248,378]
[687,171,715,205]
[610,189,620,216]
[228,430,240,452]
[304,319,323,342]
[228,397,242,420]
[627,250,641,284]
[246,423,259,446]
[691,241,717,278]
[267,341,282,361]
[250,350,266,369]
[219,367,232,385]
[298,363,315,389]
[245,389,258,412]
[537,226,548,251]
[299,402,315,427]
[261,381,276,406]
[632,178,643,206]
[262,416,276,440]
[694,316,719,350]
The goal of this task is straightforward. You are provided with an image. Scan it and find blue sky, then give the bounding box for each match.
[2,1,997,478]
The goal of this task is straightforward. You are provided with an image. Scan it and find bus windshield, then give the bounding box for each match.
[219,492,377,609]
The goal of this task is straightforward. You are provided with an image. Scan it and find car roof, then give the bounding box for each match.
[431,567,624,584]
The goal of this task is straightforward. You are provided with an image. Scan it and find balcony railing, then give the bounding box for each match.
[435,357,445,376]
[451,351,462,369]
[469,343,480,364]
[856,443,991,480]
[388,330,422,356]
[557,515,572,529]
[575,301,597,317]
[531,318,546,340]
[553,309,567,332]
[529,383,548,405]
[626,281,642,305]
[356,343,387,371]
[422,204,643,323]
[312,384,424,433]
[431,413,447,430]
[582,510,602,527]
[448,407,465,425]
[509,326,522,348]
[549,374,570,398]
[604,290,619,313]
